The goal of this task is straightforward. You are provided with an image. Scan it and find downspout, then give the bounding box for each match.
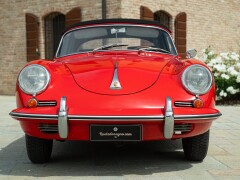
[102,0,106,19]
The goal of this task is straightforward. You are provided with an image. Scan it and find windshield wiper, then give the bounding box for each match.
[138,47,171,54]
[92,43,128,53]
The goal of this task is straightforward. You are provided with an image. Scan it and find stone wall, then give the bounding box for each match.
[0,0,239,95]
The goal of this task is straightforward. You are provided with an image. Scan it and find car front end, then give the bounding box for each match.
[10,19,221,163]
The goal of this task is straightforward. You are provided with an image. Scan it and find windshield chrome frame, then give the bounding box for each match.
[55,24,178,58]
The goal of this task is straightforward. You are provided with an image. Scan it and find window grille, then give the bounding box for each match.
[45,13,65,59]
[154,11,171,29]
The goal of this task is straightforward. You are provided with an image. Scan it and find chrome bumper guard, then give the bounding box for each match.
[164,97,174,139]
[58,96,68,138]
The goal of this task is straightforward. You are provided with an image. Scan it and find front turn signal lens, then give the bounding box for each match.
[27,98,38,108]
[193,99,204,108]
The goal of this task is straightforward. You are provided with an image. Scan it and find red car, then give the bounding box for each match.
[10,19,221,163]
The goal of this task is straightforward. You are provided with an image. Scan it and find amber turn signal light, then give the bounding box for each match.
[27,98,38,108]
[193,98,203,108]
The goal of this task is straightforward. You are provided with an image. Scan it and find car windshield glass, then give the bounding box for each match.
[57,25,177,57]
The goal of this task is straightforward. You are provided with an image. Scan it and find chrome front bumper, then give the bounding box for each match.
[10,96,222,139]
[58,96,175,139]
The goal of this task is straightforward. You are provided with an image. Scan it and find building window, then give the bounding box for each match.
[154,11,171,29]
[44,12,65,59]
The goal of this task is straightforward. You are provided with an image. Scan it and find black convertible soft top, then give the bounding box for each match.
[63,18,171,34]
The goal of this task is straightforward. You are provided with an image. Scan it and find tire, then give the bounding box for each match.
[182,130,209,161]
[25,134,53,163]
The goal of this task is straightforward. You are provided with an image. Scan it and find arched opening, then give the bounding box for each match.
[26,13,40,61]
[66,7,81,27]
[44,12,65,59]
[140,6,154,46]
[140,6,153,21]
[154,10,171,30]
[44,8,81,59]
[140,7,172,30]
[175,12,187,58]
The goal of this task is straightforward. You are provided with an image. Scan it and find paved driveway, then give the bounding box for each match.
[0,96,240,180]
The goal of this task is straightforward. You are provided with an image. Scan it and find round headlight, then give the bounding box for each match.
[181,65,212,95]
[18,65,50,95]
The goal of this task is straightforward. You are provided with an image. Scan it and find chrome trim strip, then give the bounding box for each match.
[9,112,222,121]
[110,62,122,90]
[58,96,68,138]
[38,103,57,107]
[164,97,174,139]
[174,101,193,107]
[38,101,57,104]
[175,113,222,120]
[9,112,58,119]
[69,115,164,120]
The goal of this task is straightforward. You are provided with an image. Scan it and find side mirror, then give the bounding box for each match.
[186,49,197,58]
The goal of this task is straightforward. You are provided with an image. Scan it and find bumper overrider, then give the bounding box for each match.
[9,96,222,139]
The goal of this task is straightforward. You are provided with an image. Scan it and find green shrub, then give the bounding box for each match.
[199,47,240,102]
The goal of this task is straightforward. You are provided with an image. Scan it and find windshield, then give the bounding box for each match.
[56,25,177,57]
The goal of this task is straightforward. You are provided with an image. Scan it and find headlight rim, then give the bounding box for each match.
[18,64,50,95]
[181,64,213,95]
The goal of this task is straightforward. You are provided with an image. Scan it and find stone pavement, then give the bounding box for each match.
[0,95,240,180]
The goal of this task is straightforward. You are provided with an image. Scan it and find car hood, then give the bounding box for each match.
[64,53,175,95]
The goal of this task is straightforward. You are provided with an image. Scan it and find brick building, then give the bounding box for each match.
[0,0,240,95]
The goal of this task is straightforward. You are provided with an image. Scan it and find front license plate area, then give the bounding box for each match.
[90,125,142,141]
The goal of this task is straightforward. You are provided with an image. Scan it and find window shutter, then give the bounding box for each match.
[26,13,39,61]
[65,8,81,27]
[175,12,187,59]
[140,6,153,20]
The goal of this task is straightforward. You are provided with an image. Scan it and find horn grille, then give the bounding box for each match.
[39,123,58,134]
[174,124,193,134]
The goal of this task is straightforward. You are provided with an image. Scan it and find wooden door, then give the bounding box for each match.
[66,8,81,27]
[140,6,153,46]
[140,6,153,20]
[175,12,187,58]
[26,13,39,61]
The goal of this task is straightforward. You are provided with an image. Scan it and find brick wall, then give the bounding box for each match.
[120,0,240,52]
[0,0,240,95]
[0,0,102,95]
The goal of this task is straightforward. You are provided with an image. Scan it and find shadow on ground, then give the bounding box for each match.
[0,137,193,177]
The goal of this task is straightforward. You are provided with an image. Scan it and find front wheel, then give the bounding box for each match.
[25,134,53,163]
[182,130,209,161]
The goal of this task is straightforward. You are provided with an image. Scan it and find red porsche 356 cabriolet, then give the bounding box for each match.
[10,19,221,163]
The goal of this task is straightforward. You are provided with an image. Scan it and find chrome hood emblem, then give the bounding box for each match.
[110,62,122,90]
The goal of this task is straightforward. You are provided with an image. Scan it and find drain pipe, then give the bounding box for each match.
[102,0,106,19]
